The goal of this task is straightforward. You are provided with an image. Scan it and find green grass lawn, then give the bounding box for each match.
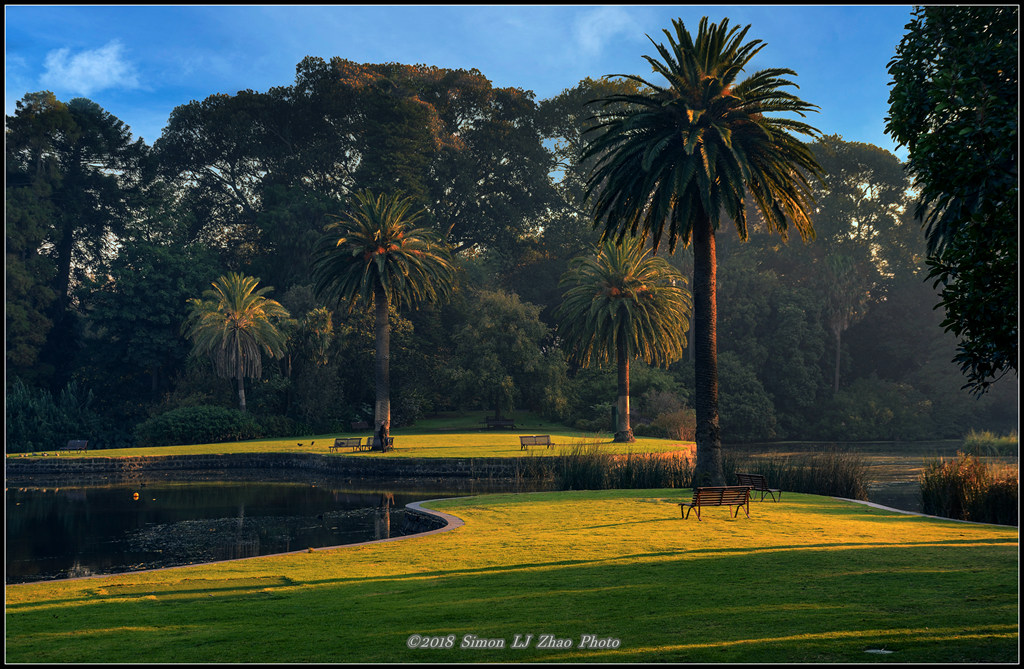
[5,490,1018,663]
[9,411,692,460]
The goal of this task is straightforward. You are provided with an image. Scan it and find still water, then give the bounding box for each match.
[6,442,1016,584]
[5,472,535,584]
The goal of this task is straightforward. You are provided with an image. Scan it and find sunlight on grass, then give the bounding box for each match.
[6,491,1017,663]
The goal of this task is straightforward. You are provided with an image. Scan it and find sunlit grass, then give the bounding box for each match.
[5,490,1017,663]
[8,411,692,460]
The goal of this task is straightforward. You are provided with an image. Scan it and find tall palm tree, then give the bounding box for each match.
[182,273,291,412]
[557,235,692,442]
[582,17,822,483]
[311,189,456,442]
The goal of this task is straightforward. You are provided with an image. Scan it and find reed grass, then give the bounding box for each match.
[533,441,869,499]
[921,452,1018,526]
[962,429,1019,457]
[728,448,870,500]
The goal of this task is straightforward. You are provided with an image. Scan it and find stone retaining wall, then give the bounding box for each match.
[5,452,544,480]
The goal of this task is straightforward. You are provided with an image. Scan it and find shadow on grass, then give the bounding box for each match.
[5,542,1017,663]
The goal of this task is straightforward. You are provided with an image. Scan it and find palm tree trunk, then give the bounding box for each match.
[614,335,635,442]
[692,220,724,486]
[833,326,842,394]
[236,338,247,412]
[237,370,247,412]
[374,283,391,444]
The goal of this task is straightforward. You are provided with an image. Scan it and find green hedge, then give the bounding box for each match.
[134,405,260,447]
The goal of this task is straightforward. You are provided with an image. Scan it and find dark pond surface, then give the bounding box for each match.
[5,471,541,585]
[7,442,1017,584]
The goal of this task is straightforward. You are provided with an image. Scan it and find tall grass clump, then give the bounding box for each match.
[727,448,870,500]
[548,440,694,490]
[921,452,1018,526]
[962,429,1018,457]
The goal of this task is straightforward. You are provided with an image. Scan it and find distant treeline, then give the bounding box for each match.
[5,61,1017,450]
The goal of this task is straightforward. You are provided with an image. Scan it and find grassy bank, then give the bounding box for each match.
[8,422,689,460]
[5,490,1017,663]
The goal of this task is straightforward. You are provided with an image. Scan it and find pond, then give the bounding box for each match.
[5,471,540,585]
[6,441,1015,584]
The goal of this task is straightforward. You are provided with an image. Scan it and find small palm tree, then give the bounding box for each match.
[182,273,291,412]
[557,235,692,442]
[311,189,456,441]
[582,17,822,482]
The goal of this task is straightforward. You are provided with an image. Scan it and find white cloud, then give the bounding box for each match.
[40,41,140,96]
[572,7,641,56]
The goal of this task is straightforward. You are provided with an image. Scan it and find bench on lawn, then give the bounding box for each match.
[330,437,368,452]
[59,440,88,452]
[485,417,515,429]
[519,435,553,450]
[735,472,781,502]
[369,436,395,452]
[679,486,752,521]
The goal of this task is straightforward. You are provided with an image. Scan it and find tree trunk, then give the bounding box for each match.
[237,370,247,413]
[692,220,724,486]
[614,335,635,442]
[833,326,842,395]
[374,283,391,442]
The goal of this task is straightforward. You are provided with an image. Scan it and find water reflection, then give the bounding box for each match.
[5,473,540,585]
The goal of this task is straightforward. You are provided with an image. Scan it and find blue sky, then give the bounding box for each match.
[5,5,913,157]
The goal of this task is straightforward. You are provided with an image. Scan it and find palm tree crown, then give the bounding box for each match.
[182,272,290,411]
[558,236,692,368]
[583,16,822,252]
[311,189,456,312]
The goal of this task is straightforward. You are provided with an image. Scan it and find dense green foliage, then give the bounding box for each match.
[5,18,1017,453]
[886,6,1018,395]
[134,405,261,447]
[5,378,103,453]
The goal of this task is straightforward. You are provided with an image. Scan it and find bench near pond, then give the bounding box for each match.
[485,417,516,430]
[58,440,88,452]
[519,435,553,450]
[679,486,752,521]
[329,436,394,452]
[735,472,781,502]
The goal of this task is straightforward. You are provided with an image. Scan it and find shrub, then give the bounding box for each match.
[5,378,103,453]
[921,452,1018,526]
[653,409,696,441]
[135,405,260,447]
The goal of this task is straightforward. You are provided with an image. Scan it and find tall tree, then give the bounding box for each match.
[6,92,147,389]
[582,17,822,482]
[886,5,1018,395]
[822,254,872,394]
[557,236,692,442]
[182,273,291,412]
[311,190,456,442]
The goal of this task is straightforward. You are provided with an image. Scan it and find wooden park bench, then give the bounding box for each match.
[679,486,752,521]
[330,437,366,452]
[735,472,782,502]
[519,435,553,450]
[59,440,88,452]
[485,417,515,429]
